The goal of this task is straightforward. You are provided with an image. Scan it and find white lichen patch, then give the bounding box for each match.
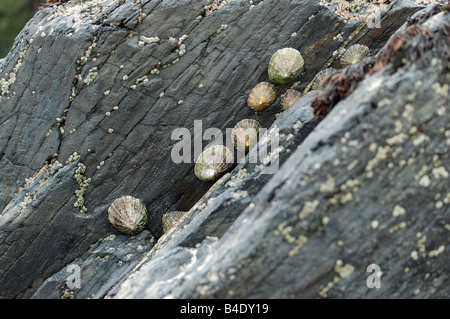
[334,260,355,279]
[319,276,341,298]
[428,245,445,258]
[136,75,149,85]
[138,35,160,47]
[412,133,430,147]
[274,223,308,257]
[216,24,228,33]
[386,133,408,146]
[402,103,415,121]
[293,120,303,132]
[366,145,390,172]
[339,179,360,192]
[431,82,449,97]
[347,159,358,171]
[74,163,91,213]
[84,67,98,85]
[432,167,448,179]
[388,221,407,233]
[392,205,406,217]
[230,190,249,199]
[419,175,431,187]
[329,192,353,205]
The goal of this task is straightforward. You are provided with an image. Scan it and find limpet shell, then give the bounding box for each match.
[280,89,302,111]
[268,48,304,84]
[108,196,148,235]
[162,211,187,234]
[195,145,233,181]
[247,82,277,112]
[311,68,337,90]
[231,119,261,152]
[340,44,370,66]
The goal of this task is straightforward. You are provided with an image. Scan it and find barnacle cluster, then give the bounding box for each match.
[108,196,148,235]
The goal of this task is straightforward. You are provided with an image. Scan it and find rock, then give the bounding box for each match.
[31,231,155,299]
[0,0,447,298]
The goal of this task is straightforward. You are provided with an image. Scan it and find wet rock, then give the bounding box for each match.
[110,3,450,299]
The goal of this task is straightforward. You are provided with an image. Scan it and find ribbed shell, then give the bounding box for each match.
[311,68,337,90]
[231,119,261,152]
[247,82,277,112]
[195,145,233,181]
[108,196,148,235]
[268,48,304,84]
[340,44,370,66]
[280,89,302,111]
[162,211,186,234]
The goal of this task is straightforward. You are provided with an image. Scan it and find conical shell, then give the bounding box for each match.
[195,145,233,182]
[340,44,370,66]
[231,119,261,152]
[247,82,277,112]
[162,211,187,234]
[268,48,304,84]
[280,89,302,111]
[108,196,148,235]
[311,68,337,91]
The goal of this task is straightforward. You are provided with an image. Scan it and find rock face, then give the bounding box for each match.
[0,0,448,299]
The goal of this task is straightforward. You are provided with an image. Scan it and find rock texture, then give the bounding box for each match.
[0,0,448,299]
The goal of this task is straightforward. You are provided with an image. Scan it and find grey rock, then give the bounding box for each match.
[31,231,155,299]
[109,3,450,299]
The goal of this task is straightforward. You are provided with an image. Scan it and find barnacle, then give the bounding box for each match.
[247,82,277,111]
[311,68,337,91]
[231,119,261,152]
[340,44,370,66]
[194,145,233,181]
[268,48,304,84]
[280,89,302,111]
[108,196,148,235]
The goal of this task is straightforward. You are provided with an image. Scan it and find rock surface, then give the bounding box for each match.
[0,0,448,299]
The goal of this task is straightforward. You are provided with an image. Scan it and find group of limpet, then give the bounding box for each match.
[194,47,307,183]
[106,44,371,236]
